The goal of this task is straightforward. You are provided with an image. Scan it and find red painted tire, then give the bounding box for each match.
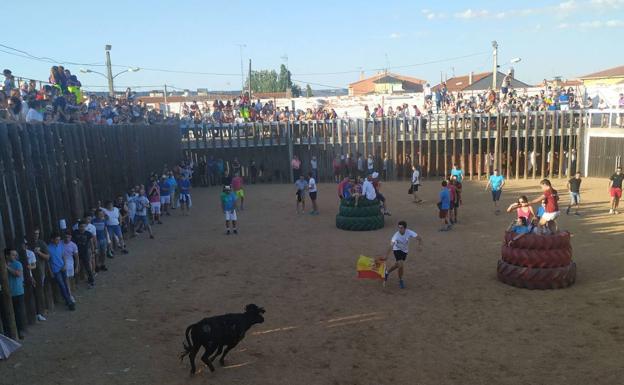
[496,260,576,289]
[503,231,571,250]
[501,246,572,268]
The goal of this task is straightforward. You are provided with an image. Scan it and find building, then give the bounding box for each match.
[579,65,624,86]
[348,72,426,96]
[433,71,531,93]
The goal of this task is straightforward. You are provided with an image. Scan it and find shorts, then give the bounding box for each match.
[610,187,622,199]
[97,238,107,254]
[179,193,192,206]
[439,209,448,218]
[235,189,245,199]
[151,202,161,214]
[491,189,502,201]
[309,191,317,201]
[160,195,171,205]
[296,190,305,202]
[570,192,580,205]
[393,250,407,261]
[412,184,419,192]
[225,210,237,221]
[107,224,122,240]
[135,215,148,225]
[65,265,75,278]
[541,211,560,222]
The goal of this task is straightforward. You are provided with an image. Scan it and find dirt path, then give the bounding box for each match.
[3,178,624,385]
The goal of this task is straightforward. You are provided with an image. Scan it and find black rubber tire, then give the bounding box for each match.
[496,259,576,289]
[503,231,571,250]
[501,245,572,268]
[338,205,381,217]
[340,198,379,208]
[336,214,385,231]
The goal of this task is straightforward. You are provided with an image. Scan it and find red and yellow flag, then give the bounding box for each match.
[356,255,385,280]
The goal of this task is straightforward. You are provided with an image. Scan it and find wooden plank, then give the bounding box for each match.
[549,111,556,178]
[426,118,432,177]
[469,114,474,180]
[444,115,449,177]
[567,110,574,176]
[558,112,566,178]
[524,112,530,179]
[417,117,423,170]
[506,111,512,180]
[477,114,483,180]
[515,112,521,180]
[540,111,547,178]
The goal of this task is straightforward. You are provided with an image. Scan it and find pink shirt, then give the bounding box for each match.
[231,176,243,191]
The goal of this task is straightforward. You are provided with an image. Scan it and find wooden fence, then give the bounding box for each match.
[0,122,180,339]
[182,110,585,182]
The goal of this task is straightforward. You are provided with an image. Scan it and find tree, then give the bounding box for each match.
[245,65,299,95]
[305,84,313,97]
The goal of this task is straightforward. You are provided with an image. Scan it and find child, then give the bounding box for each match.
[4,248,26,339]
[148,179,162,225]
[232,173,245,210]
[308,172,319,215]
[566,171,582,215]
[506,195,535,222]
[134,189,154,239]
[507,217,530,234]
[536,199,546,220]
[447,178,457,224]
[438,180,451,231]
[529,179,560,234]
[62,231,79,299]
[295,175,307,214]
[221,185,238,234]
[451,175,462,223]
[352,177,363,207]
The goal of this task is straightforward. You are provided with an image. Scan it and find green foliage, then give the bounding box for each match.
[305,84,313,97]
[245,65,299,96]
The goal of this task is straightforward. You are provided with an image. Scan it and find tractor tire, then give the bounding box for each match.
[336,214,385,231]
[503,231,571,250]
[496,260,576,289]
[501,246,572,268]
[340,198,379,208]
[339,205,381,218]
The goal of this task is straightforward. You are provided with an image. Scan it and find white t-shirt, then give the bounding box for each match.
[308,178,317,193]
[63,241,78,277]
[412,170,420,185]
[391,229,418,253]
[367,158,374,170]
[362,179,376,200]
[26,108,44,123]
[310,159,318,170]
[26,249,36,278]
[102,207,120,226]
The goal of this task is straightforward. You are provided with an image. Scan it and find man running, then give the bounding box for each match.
[609,166,623,215]
[485,168,505,214]
[384,220,423,289]
[411,165,422,203]
[566,171,582,215]
[220,185,238,234]
[530,179,560,233]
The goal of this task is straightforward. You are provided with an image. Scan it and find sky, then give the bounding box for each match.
[2,0,623,92]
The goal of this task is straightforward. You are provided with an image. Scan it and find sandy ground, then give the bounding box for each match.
[3,177,624,385]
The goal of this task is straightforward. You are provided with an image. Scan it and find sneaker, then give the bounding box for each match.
[122,249,129,254]
[36,314,47,322]
[566,207,571,215]
[70,295,76,303]
[233,229,238,234]
[149,235,154,239]
[95,266,100,273]
[226,230,231,235]
[68,303,76,311]
[157,221,163,225]
[574,212,581,216]
[399,280,405,289]
[100,265,108,272]
[384,270,389,282]
[609,209,614,214]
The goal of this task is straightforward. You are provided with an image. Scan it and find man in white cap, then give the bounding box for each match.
[362,174,377,201]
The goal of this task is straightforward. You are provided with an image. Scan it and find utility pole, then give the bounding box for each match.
[163,84,169,116]
[248,59,252,98]
[492,40,498,90]
[105,44,114,98]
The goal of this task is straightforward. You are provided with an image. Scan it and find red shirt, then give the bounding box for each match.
[338,179,349,197]
[544,188,559,213]
[231,176,243,191]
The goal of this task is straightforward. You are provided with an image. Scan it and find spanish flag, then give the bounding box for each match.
[356,255,385,280]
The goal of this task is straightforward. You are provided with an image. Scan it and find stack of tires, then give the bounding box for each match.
[336,199,384,231]
[497,231,576,289]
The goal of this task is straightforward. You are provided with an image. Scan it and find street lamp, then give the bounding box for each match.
[80,67,141,95]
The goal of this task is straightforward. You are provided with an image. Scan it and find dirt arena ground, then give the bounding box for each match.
[3,177,624,385]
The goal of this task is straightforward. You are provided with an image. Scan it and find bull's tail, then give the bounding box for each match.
[179,324,194,362]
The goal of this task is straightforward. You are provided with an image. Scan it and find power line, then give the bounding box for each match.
[292,51,489,76]
[291,79,345,90]
[0,43,104,67]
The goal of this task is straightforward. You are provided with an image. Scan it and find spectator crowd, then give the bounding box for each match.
[1,67,172,125]
[2,160,194,341]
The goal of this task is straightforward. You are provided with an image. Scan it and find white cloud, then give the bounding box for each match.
[578,19,624,27]
[455,9,490,19]
[495,12,506,19]
[389,32,401,39]
[580,20,603,27]
[590,0,624,9]
[559,0,577,10]
[606,19,624,26]
[557,22,570,28]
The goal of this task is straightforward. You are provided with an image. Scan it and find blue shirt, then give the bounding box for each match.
[221,192,236,211]
[8,260,24,297]
[537,206,545,218]
[489,175,505,191]
[159,181,170,196]
[166,176,177,191]
[451,169,463,183]
[92,217,107,241]
[439,188,451,210]
[48,243,65,274]
[512,225,530,234]
[180,179,191,194]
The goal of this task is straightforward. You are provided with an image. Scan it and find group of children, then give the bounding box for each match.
[506,178,564,238]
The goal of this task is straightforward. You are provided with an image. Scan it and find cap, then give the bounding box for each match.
[372,172,379,178]
[224,185,232,190]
